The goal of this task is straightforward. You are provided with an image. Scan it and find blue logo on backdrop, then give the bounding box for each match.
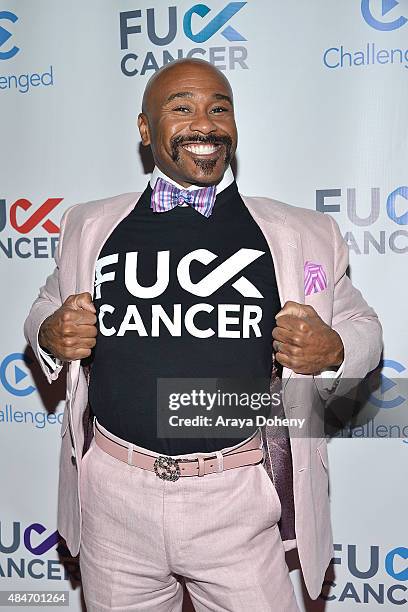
[369,360,406,410]
[0,353,35,397]
[385,548,408,581]
[316,186,408,255]
[120,2,248,76]
[0,11,19,60]
[0,352,64,429]
[361,0,408,31]
[0,11,55,94]
[183,2,246,43]
[387,187,408,225]
[321,543,408,605]
[322,1,408,71]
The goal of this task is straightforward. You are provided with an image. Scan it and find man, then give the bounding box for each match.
[24,59,382,611]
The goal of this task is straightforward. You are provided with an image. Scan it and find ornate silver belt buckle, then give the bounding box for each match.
[154,456,181,482]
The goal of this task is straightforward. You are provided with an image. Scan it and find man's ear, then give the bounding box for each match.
[138,113,151,146]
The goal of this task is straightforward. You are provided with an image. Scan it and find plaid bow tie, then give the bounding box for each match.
[151,177,217,218]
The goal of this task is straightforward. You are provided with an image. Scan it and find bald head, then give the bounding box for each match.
[142,59,234,117]
[137,58,237,187]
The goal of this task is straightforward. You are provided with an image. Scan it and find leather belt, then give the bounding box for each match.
[94,423,264,482]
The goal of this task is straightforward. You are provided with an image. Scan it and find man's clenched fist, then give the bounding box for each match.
[272,300,344,374]
[38,292,97,362]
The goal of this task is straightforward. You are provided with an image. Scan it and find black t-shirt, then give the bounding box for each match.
[88,181,281,454]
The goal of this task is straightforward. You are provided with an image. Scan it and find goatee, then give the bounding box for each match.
[170,134,233,170]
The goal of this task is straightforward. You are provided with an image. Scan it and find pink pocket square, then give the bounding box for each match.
[304,261,328,296]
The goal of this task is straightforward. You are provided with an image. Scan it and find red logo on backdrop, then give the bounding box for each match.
[0,197,63,259]
[9,198,62,234]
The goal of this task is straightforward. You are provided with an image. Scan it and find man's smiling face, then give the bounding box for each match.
[138,59,238,187]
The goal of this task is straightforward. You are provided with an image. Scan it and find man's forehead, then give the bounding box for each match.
[158,71,230,92]
[142,61,233,112]
[165,90,233,104]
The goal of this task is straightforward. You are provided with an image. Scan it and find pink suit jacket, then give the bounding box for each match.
[24,191,382,600]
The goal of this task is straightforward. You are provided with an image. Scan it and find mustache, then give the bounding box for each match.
[171,134,233,148]
[170,134,234,167]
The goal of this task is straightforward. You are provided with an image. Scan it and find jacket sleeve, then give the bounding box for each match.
[23,206,73,383]
[313,213,383,402]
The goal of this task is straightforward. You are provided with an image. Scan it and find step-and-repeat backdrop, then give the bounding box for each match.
[1,1,407,610]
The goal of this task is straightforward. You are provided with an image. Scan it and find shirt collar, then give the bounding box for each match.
[150,166,235,194]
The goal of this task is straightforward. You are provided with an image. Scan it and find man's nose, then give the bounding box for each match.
[189,111,217,134]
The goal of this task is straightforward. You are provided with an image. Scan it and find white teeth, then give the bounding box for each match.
[183,144,218,155]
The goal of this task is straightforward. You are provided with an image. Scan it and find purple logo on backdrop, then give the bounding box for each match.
[120,3,248,76]
[0,520,76,581]
[0,521,59,556]
[24,524,60,556]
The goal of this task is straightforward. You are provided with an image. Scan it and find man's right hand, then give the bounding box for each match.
[38,292,97,362]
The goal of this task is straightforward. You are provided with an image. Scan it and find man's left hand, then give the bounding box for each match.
[272,301,344,374]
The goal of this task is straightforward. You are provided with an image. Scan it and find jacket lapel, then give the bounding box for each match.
[68,192,142,389]
[241,196,305,390]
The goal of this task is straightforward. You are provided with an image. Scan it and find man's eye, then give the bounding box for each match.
[211,106,228,114]
[173,106,191,112]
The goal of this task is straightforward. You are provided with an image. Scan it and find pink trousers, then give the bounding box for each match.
[79,420,299,611]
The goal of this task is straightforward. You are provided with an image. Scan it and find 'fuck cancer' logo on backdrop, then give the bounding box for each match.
[0,197,61,259]
[120,2,248,76]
